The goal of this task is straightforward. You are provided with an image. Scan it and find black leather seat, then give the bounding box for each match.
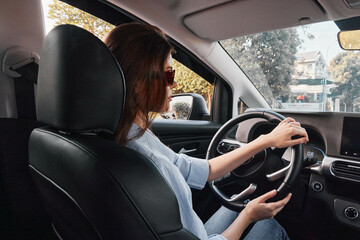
[29,24,199,240]
[0,118,54,240]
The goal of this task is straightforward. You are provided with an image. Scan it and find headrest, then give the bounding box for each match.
[36,25,125,134]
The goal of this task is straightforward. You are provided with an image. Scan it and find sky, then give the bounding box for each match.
[298,21,344,65]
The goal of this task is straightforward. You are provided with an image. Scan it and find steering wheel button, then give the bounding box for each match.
[311,181,323,192]
[344,207,359,220]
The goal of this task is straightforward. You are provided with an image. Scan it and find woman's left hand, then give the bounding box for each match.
[242,190,292,223]
[261,117,309,148]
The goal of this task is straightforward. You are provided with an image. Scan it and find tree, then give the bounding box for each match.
[172,60,213,110]
[48,0,114,39]
[221,28,301,107]
[171,102,191,119]
[330,52,360,110]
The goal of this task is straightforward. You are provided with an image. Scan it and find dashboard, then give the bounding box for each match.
[217,111,360,230]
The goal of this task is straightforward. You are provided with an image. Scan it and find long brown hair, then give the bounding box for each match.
[104,23,174,144]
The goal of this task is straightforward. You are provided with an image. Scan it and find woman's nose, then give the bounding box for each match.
[170,80,177,89]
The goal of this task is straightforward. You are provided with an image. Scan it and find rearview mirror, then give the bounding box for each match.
[338,29,360,50]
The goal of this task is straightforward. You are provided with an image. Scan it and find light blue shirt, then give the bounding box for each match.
[127,124,227,240]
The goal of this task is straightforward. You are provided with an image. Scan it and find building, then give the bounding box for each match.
[293,51,328,79]
[284,51,336,111]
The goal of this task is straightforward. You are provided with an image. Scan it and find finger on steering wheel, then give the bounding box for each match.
[280,117,295,124]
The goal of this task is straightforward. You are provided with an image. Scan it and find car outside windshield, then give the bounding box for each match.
[220,21,360,113]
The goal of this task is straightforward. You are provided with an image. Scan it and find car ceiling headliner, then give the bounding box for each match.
[109,0,360,42]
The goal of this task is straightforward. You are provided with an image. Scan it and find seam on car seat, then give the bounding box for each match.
[158,228,198,238]
[51,222,64,240]
[29,165,104,240]
[34,128,161,239]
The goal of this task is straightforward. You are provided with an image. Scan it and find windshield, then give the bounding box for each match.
[220,21,360,113]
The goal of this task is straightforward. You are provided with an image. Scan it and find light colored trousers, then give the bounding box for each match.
[204,206,290,240]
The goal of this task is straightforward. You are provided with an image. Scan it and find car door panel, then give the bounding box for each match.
[151,119,221,158]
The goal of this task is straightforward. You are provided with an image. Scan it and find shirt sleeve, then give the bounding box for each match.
[171,153,209,190]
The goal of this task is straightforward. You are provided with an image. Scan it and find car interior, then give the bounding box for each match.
[1,0,360,239]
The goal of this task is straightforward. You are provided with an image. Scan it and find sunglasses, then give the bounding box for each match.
[165,69,175,86]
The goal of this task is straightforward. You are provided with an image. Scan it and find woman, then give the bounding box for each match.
[104,23,308,240]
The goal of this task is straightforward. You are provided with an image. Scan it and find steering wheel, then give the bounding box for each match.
[206,110,303,212]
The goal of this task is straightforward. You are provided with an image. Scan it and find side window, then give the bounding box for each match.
[42,0,115,38]
[161,59,214,120]
[42,0,214,121]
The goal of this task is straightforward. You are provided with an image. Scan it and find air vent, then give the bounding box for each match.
[331,161,360,181]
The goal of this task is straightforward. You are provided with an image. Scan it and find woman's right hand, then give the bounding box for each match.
[262,117,309,148]
[241,190,292,223]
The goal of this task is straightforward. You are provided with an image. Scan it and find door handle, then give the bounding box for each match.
[178,148,197,154]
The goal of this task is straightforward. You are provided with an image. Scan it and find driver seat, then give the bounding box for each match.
[29,24,199,240]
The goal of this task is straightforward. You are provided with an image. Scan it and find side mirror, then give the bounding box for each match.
[165,93,210,120]
[338,29,360,50]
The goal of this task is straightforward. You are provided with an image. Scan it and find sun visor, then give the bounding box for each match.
[184,0,325,41]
